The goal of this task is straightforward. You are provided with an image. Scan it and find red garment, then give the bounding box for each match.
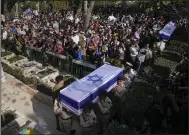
[93,24,100,29]
[56,45,63,54]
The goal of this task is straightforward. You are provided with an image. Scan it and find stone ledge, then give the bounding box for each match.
[4,72,53,107]
[1,107,51,134]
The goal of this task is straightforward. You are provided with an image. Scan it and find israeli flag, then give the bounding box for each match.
[24,8,32,15]
[59,64,123,115]
[158,21,176,41]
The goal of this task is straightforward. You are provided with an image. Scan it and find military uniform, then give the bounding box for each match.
[113,85,127,97]
[54,100,72,133]
[109,85,126,123]
[79,110,97,135]
[52,83,64,105]
[97,97,112,130]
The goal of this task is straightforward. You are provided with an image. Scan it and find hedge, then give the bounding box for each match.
[166,40,188,54]
[1,51,12,57]
[2,63,76,96]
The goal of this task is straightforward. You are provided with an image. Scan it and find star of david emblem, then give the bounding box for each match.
[87,74,103,83]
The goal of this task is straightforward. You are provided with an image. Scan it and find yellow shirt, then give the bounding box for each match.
[52,83,64,93]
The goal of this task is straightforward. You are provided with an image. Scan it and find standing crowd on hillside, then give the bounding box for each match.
[2,6,186,70]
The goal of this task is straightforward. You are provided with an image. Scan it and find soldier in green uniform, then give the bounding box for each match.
[52,75,64,131]
[97,91,112,133]
[52,75,64,105]
[79,103,97,135]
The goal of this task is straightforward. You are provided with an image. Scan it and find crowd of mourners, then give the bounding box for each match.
[2,6,186,69]
[1,5,188,135]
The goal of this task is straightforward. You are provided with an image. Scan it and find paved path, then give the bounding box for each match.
[1,73,61,134]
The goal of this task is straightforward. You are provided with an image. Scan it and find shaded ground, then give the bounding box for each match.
[120,44,181,130]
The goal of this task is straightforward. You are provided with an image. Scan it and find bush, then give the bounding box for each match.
[7,55,24,63]
[2,63,40,88]
[109,59,122,67]
[1,51,12,57]
[166,40,188,54]
[2,62,76,96]
[64,76,77,87]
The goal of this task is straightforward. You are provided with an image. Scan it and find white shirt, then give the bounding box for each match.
[75,18,80,24]
[33,10,38,16]
[13,19,19,22]
[134,31,140,40]
[23,25,29,31]
[19,30,26,35]
[3,31,7,40]
[53,22,59,30]
[71,35,80,45]
[92,15,98,20]
[153,24,158,31]
[1,15,5,22]
[108,15,117,22]
[128,69,137,79]
[67,15,74,21]
[130,45,139,55]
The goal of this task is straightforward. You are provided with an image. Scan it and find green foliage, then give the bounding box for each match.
[21,1,37,11]
[1,51,12,57]
[2,62,41,87]
[166,40,188,54]
[68,0,80,10]
[37,69,55,78]
[153,57,178,76]
[64,76,76,87]
[109,59,122,67]
[162,1,171,5]
[7,55,24,63]
[120,79,157,127]
[47,1,68,11]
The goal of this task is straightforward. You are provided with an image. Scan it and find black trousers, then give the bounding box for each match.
[52,91,60,105]
[55,114,60,129]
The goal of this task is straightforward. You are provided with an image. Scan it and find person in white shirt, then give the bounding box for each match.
[108,14,117,22]
[33,10,39,16]
[53,21,59,30]
[134,29,140,41]
[23,24,29,31]
[143,44,153,67]
[130,44,139,62]
[75,17,80,24]
[1,64,5,82]
[18,28,26,35]
[1,14,5,22]
[71,31,80,45]
[2,29,7,40]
